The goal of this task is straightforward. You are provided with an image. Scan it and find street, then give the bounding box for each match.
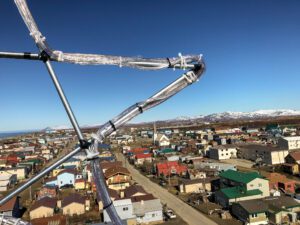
[116,152,217,225]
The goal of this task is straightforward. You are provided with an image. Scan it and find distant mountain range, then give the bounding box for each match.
[45,109,300,130]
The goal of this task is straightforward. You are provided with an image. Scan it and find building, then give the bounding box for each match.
[103,199,136,223]
[62,193,87,216]
[0,196,21,218]
[156,161,187,177]
[0,167,27,180]
[215,170,269,207]
[278,136,300,150]
[193,161,237,172]
[238,144,288,165]
[0,174,17,191]
[180,178,211,193]
[132,195,163,224]
[104,166,131,191]
[134,153,153,165]
[263,196,300,224]
[232,200,268,225]
[31,215,67,225]
[30,197,57,219]
[37,185,57,200]
[154,134,170,147]
[209,145,237,160]
[187,169,207,180]
[285,151,300,164]
[124,185,147,198]
[266,173,296,194]
[57,169,76,188]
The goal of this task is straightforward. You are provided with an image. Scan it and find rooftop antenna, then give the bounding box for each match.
[0,0,205,224]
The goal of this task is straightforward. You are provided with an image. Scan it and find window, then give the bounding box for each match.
[258,183,262,187]
[152,213,156,217]
[123,207,128,211]
[252,213,257,218]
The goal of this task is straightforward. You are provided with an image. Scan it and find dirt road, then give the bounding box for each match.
[116,152,217,225]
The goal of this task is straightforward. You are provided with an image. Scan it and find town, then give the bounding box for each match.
[1,118,300,225]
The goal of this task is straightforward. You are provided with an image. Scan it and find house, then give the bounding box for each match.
[193,161,237,172]
[124,185,147,198]
[0,174,17,191]
[232,200,269,225]
[97,188,119,211]
[238,144,288,165]
[209,145,237,160]
[215,186,264,208]
[131,195,163,224]
[57,169,76,188]
[37,185,57,200]
[0,167,27,180]
[154,134,170,147]
[263,196,300,224]
[62,193,87,216]
[180,178,212,193]
[134,153,153,165]
[187,169,206,180]
[266,173,295,194]
[100,161,123,173]
[156,161,187,177]
[44,176,58,187]
[74,179,88,190]
[157,148,176,156]
[104,166,131,191]
[103,199,136,223]
[278,136,300,150]
[31,215,67,225]
[215,170,269,207]
[0,196,21,218]
[30,197,57,219]
[285,151,300,164]
[61,157,81,168]
[233,196,300,225]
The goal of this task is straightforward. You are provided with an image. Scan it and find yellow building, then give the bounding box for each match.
[62,193,86,216]
[104,166,131,191]
[29,197,56,219]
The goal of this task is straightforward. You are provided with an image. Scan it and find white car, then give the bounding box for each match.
[166,209,176,219]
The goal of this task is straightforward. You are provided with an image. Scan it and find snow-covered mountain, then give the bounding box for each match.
[44,109,300,130]
[171,109,300,122]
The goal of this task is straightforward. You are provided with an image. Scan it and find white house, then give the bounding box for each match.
[132,198,163,224]
[0,174,17,192]
[103,199,136,223]
[278,136,300,150]
[154,134,170,147]
[209,145,237,160]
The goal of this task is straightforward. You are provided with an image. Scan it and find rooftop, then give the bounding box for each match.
[220,169,263,184]
[221,186,262,199]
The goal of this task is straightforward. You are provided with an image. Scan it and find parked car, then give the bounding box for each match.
[165,209,176,219]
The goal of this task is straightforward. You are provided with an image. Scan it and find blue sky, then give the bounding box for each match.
[1,0,300,132]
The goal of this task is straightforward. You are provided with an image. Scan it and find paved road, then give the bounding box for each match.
[116,152,217,225]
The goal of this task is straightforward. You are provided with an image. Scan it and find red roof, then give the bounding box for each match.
[135,153,152,159]
[156,161,187,176]
[0,196,18,212]
[289,152,300,161]
[128,148,148,154]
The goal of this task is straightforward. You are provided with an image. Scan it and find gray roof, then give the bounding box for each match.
[133,199,162,216]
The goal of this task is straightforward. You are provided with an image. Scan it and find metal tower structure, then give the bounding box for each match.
[0,0,206,224]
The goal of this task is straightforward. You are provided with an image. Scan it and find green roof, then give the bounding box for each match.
[220,169,263,184]
[221,186,262,199]
[160,148,175,154]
